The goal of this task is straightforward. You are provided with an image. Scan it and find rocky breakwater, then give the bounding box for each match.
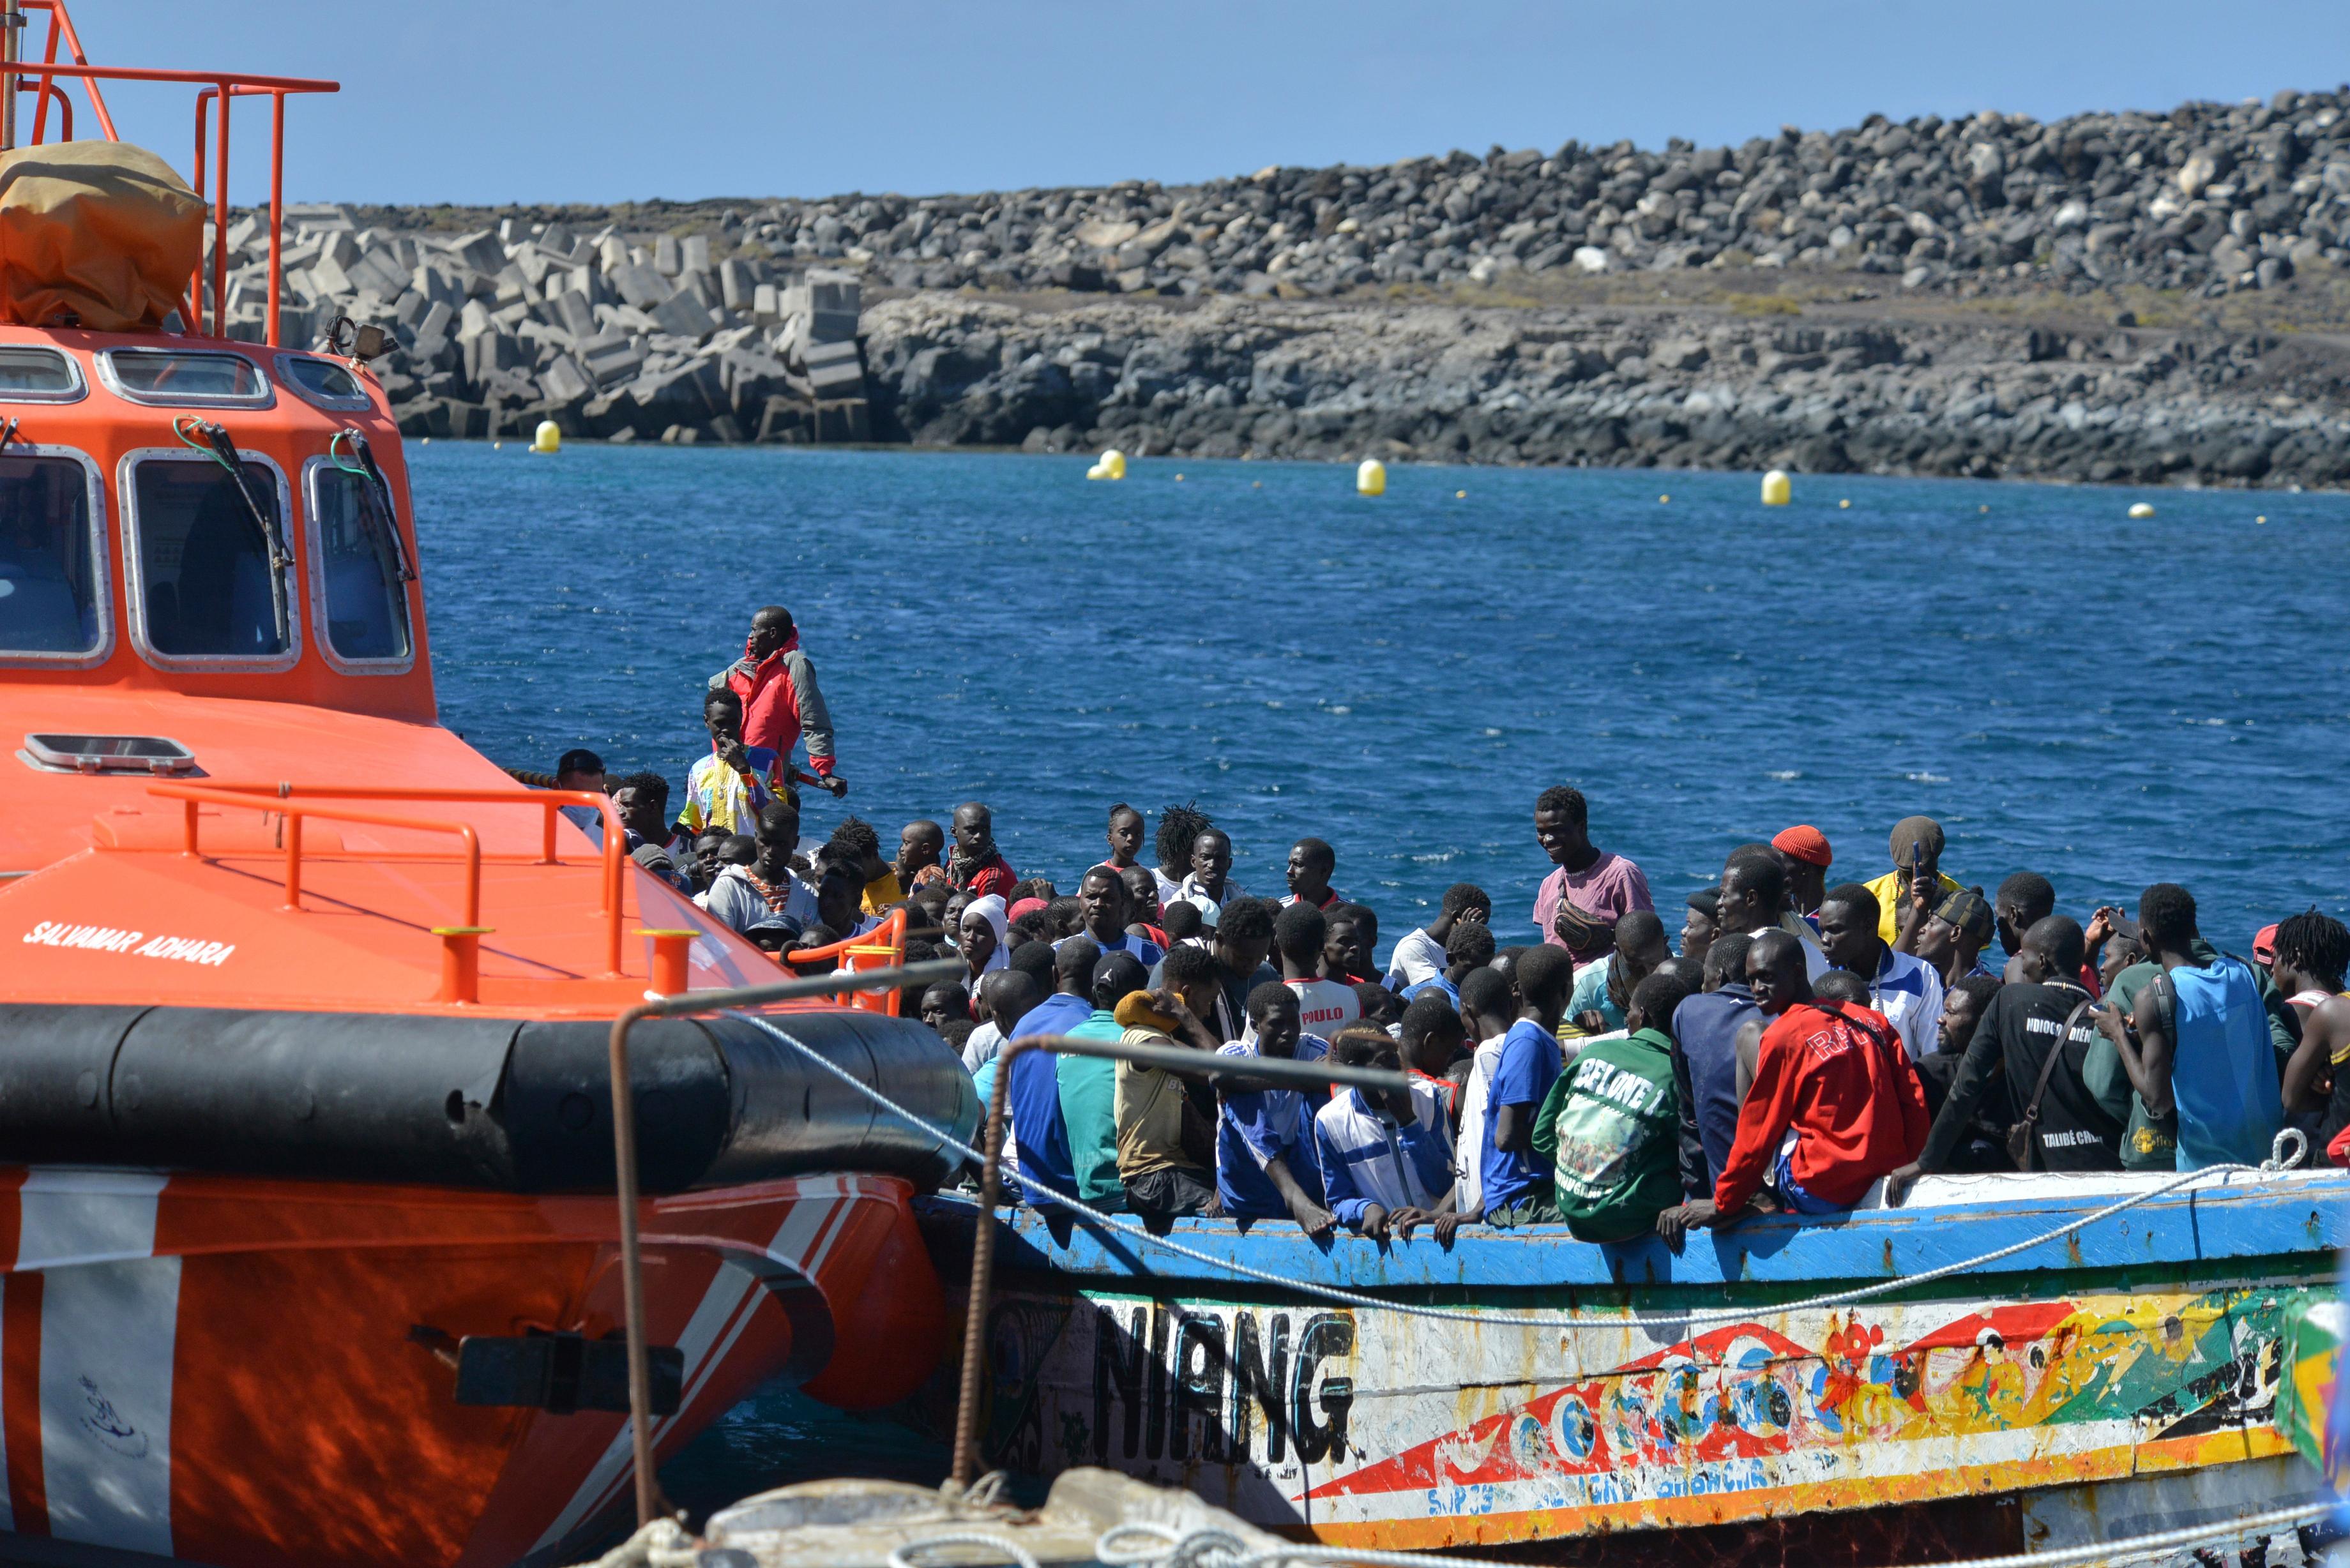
[610,84,2350,300]
[863,292,2350,488]
[225,82,2350,483]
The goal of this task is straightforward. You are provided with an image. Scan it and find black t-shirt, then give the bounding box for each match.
[1921,982,2124,1172]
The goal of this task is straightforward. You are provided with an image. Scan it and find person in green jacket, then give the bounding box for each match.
[1060,951,1151,1209]
[1534,969,1699,1242]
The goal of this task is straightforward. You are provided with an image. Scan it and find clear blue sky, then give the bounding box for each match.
[70,1,2350,207]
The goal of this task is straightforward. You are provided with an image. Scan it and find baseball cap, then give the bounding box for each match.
[1934,889,1994,944]
[1771,825,1833,868]
[2254,923,2278,965]
[556,747,605,778]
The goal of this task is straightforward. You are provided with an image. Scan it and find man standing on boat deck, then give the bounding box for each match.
[1532,786,1652,965]
[1281,838,1342,910]
[1772,825,1833,927]
[1864,817,1964,950]
[712,605,844,797]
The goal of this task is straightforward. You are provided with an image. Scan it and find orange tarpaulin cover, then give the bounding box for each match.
[0,140,202,331]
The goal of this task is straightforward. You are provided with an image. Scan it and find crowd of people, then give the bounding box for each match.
[556,606,2342,1245]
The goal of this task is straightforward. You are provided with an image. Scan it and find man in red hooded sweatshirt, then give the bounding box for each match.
[1702,929,1929,1223]
[713,605,845,797]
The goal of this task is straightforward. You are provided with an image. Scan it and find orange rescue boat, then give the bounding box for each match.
[0,9,971,1565]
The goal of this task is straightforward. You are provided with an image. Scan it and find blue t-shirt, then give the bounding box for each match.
[1004,992,1093,1203]
[1213,1037,1328,1221]
[1400,973,1459,1004]
[1481,1019,1562,1213]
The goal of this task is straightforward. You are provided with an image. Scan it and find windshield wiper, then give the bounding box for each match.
[331,428,414,585]
[174,416,291,647]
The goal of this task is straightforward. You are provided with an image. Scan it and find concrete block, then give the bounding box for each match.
[578,329,646,388]
[445,229,506,275]
[540,222,574,257]
[807,308,859,344]
[598,234,629,273]
[418,300,455,340]
[807,359,863,395]
[719,258,753,311]
[309,252,354,298]
[350,249,407,297]
[649,290,716,340]
[807,269,860,313]
[610,262,669,311]
[393,290,427,328]
[654,234,681,276]
[683,234,711,273]
[457,299,493,339]
[555,290,597,339]
[753,282,779,320]
[802,338,859,373]
[284,202,354,232]
[541,354,593,405]
[226,215,261,253]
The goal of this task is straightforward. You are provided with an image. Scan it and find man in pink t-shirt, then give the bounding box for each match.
[1531,785,1653,965]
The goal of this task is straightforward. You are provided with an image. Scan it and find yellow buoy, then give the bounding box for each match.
[1838,498,1851,509]
[1979,504,1989,513]
[533,420,561,454]
[2256,515,2268,524]
[2128,502,2156,519]
[1761,470,1791,506]
[420,437,430,445]
[1356,458,1386,497]
[1175,472,1185,481]
[1099,448,1126,480]
[1658,494,1670,504]
[492,441,503,451]
[1455,489,1466,499]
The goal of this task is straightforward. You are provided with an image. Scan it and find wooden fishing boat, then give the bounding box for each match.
[920,1166,2347,1561]
[0,8,972,1564]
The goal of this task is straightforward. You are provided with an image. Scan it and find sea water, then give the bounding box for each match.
[413,442,2348,1511]
[418,443,2349,950]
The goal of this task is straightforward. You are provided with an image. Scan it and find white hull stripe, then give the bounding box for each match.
[527,1187,858,1553]
[17,1169,177,1558]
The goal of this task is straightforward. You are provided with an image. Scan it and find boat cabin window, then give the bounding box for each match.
[0,346,86,402]
[278,354,371,411]
[130,456,294,661]
[307,462,412,664]
[0,453,103,659]
[100,349,270,408]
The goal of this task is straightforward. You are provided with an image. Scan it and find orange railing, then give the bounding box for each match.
[3,0,337,343]
[782,905,910,1015]
[148,782,630,998]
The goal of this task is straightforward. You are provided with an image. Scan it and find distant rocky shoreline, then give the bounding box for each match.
[224,84,2350,486]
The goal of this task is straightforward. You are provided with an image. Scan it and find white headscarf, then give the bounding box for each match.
[960,894,1010,990]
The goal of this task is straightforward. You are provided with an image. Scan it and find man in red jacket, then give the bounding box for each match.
[713,605,845,797]
[1704,930,1929,1222]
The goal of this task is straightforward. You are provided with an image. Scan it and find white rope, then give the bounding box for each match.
[732,1014,2305,1334]
[884,1534,1043,1568]
[1094,1500,2333,1568]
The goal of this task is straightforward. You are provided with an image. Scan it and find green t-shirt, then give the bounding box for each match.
[1061,1013,1130,1202]
[1532,1028,1681,1243]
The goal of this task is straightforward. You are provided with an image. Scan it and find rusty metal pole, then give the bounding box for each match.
[607,997,661,1528]
[943,1034,1403,1490]
[602,956,966,1528]
[950,1037,1024,1489]
[1,1,20,153]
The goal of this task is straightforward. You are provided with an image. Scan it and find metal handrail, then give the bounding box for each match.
[146,781,631,979]
[0,3,338,342]
[603,956,968,1526]
[781,904,911,1014]
[950,1032,1409,1488]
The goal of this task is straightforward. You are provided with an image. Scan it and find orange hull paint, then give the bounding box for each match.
[0,1168,943,1567]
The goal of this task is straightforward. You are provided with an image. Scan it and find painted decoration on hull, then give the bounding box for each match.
[0,1168,943,1568]
[974,1283,2303,1549]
